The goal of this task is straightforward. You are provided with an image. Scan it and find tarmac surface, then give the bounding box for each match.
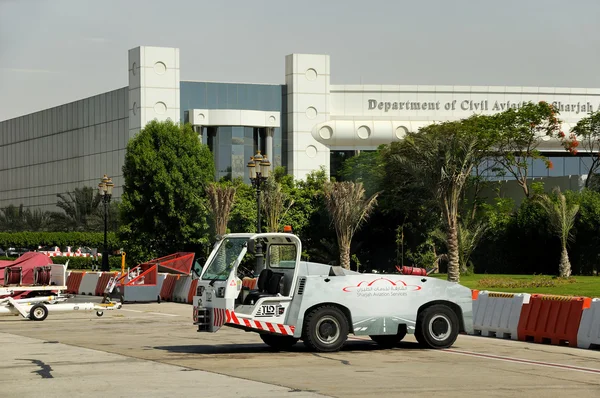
[1,297,600,397]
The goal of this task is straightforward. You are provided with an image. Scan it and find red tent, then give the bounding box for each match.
[0,252,55,298]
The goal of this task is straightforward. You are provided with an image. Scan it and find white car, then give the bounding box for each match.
[192,232,474,352]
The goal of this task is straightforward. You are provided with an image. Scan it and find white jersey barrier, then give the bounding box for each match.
[577,298,600,350]
[172,275,193,303]
[472,291,531,340]
[79,272,102,295]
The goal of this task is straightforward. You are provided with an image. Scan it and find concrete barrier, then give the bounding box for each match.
[473,291,530,340]
[172,275,192,303]
[66,272,85,294]
[577,298,600,350]
[78,272,101,295]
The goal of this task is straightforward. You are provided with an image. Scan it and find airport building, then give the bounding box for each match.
[1,45,599,211]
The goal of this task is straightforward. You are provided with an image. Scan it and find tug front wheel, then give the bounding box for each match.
[260,334,299,351]
[302,305,349,352]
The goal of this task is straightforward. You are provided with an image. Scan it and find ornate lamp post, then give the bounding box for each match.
[98,174,114,272]
[247,151,271,271]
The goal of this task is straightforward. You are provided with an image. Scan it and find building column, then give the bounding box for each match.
[265,127,274,163]
[193,125,203,142]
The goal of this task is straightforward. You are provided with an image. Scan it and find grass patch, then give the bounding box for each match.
[430,273,600,298]
[477,275,577,289]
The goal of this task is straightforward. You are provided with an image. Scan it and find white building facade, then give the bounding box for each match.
[1,46,599,211]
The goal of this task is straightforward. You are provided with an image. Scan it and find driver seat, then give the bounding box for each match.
[243,268,284,305]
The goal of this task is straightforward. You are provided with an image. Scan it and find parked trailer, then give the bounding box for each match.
[192,232,474,352]
[1,262,122,321]
[0,292,121,321]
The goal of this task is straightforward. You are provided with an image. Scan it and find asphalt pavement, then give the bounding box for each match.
[1,298,599,397]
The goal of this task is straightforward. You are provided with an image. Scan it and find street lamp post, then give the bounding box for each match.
[98,174,114,272]
[246,151,271,272]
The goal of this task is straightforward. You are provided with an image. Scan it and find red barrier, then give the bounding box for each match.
[517,294,592,347]
[188,279,198,304]
[95,272,119,296]
[159,274,179,301]
[66,272,85,294]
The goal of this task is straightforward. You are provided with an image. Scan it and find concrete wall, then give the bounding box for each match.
[0,88,129,211]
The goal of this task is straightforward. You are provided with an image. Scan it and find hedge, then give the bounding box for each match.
[0,232,120,250]
[0,255,123,270]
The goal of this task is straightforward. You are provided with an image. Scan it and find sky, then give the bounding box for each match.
[1,0,599,121]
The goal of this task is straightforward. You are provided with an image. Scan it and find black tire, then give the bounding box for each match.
[370,328,407,348]
[96,311,104,317]
[29,303,48,321]
[302,305,349,352]
[415,304,459,349]
[260,334,299,351]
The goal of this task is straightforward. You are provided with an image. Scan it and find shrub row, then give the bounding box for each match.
[0,232,120,250]
[0,255,124,270]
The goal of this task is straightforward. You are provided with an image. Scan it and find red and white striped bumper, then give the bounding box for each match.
[214,308,296,336]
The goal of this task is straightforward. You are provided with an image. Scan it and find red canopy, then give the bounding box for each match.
[0,252,55,298]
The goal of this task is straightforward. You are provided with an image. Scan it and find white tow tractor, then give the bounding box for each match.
[192,232,474,352]
[0,262,122,321]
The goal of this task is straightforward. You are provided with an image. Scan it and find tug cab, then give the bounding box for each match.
[193,230,302,333]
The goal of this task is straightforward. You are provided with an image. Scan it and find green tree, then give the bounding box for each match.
[560,110,600,188]
[533,187,580,277]
[119,120,215,263]
[390,116,496,282]
[322,181,379,269]
[491,101,561,197]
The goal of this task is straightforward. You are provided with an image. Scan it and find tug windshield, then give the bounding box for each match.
[201,237,248,281]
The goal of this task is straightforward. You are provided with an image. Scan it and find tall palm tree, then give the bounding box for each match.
[534,187,579,277]
[391,119,490,282]
[322,181,379,269]
[261,176,294,233]
[205,182,237,239]
[431,219,487,275]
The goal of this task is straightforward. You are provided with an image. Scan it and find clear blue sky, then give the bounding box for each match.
[1,0,599,120]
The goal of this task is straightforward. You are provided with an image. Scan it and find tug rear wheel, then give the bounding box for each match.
[260,334,299,351]
[302,305,349,352]
[29,303,48,321]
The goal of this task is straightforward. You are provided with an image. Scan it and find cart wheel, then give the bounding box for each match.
[302,305,349,352]
[157,295,161,304]
[96,311,104,317]
[415,304,459,349]
[29,303,48,321]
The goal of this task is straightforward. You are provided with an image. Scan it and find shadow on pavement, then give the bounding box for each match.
[153,339,423,355]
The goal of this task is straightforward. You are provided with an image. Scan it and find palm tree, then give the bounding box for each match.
[534,187,579,277]
[50,187,101,231]
[261,176,294,233]
[24,208,51,231]
[205,182,237,239]
[0,204,26,232]
[322,181,379,269]
[391,119,491,282]
[431,219,487,275]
